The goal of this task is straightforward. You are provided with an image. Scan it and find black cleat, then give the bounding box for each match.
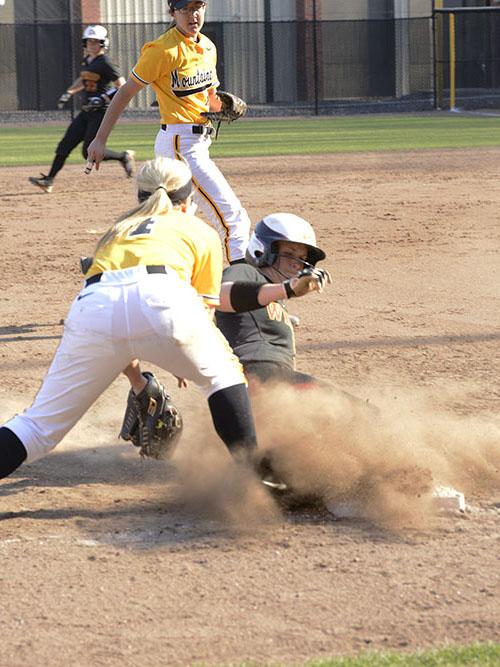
[28,174,54,193]
[256,455,288,493]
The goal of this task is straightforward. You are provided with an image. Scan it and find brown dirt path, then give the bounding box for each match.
[0,151,499,666]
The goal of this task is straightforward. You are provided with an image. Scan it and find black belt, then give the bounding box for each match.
[85,265,167,287]
[161,124,214,136]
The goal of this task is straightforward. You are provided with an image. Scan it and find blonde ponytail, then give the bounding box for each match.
[95,157,193,252]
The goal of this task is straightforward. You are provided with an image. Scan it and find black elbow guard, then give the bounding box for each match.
[230,281,263,312]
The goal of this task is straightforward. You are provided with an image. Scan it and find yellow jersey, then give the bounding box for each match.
[88,210,223,306]
[131,27,219,125]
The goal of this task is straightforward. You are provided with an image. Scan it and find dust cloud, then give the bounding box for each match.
[248,382,500,529]
[3,382,498,532]
[172,430,281,532]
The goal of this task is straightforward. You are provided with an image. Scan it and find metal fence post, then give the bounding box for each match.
[433,0,444,109]
[449,11,456,111]
[69,0,76,120]
[264,0,274,104]
[33,0,41,111]
[313,0,319,115]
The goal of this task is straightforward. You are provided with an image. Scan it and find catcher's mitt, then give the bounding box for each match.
[201,91,248,123]
[119,372,183,460]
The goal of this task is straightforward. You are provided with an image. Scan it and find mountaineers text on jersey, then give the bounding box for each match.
[131,28,219,125]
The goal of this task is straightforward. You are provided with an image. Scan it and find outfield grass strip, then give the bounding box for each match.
[232,643,500,667]
[306,642,500,667]
[2,114,500,166]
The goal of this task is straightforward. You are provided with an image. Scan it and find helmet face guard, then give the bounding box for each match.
[245,213,326,269]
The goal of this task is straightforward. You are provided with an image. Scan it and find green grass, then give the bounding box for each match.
[304,643,500,666]
[2,119,499,667]
[2,113,500,166]
[234,643,500,667]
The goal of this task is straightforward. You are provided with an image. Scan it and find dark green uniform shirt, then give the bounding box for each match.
[215,263,296,369]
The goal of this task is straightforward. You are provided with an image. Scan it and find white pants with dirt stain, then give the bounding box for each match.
[6,266,244,464]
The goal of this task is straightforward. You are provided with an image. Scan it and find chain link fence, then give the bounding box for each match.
[1,10,500,116]
[434,7,500,109]
[0,17,434,116]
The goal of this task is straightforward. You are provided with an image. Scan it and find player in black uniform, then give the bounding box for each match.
[216,212,330,388]
[29,25,135,194]
[215,213,378,494]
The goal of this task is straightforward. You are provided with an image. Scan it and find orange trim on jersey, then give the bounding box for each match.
[173,134,231,262]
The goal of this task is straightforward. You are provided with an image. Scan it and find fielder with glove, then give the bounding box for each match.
[88,0,251,265]
[0,157,260,482]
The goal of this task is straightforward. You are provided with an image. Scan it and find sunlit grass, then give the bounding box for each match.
[2,112,500,166]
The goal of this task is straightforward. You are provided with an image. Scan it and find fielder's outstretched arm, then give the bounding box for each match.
[87,76,144,169]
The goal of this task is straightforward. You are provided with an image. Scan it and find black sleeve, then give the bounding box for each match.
[229,282,262,312]
[222,264,270,312]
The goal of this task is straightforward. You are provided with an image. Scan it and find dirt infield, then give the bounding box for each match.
[1,150,499,667]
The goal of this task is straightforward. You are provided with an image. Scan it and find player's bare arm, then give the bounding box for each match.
[57,77,84,108]
[123,361,148,395]
[208,87,222,112]
[87,76,144,168]
[66,76,84,95]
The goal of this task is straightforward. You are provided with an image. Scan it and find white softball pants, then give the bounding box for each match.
[6,266,245,464]
[154,125,250,263]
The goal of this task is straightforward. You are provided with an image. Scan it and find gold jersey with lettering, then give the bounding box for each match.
[131,27,219,125]
[88,210,223,305]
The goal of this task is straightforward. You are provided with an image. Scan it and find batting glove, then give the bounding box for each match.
[57,92,72,109]
[284,267,332,298]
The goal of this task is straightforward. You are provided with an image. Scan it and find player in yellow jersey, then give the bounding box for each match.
[0,157,258,482]
[88,0,250,264]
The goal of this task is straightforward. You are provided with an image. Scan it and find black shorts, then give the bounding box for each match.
[243,361,373,413]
